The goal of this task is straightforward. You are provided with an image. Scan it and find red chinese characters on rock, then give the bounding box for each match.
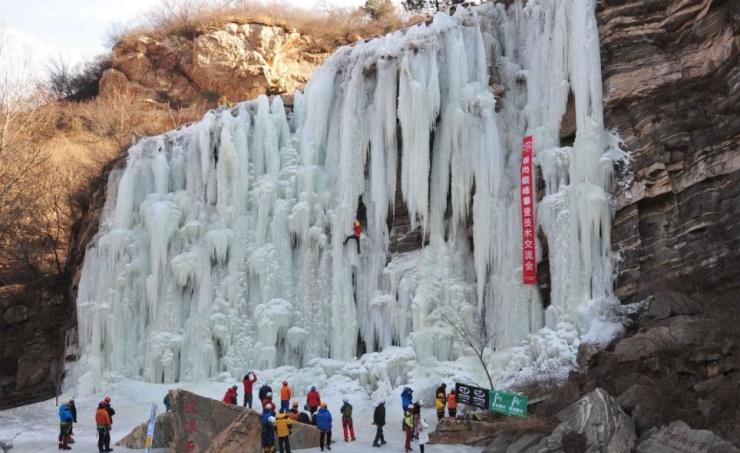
[520,136,537,285]
[183,400,199,452]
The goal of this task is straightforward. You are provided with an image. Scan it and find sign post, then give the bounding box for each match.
[489,390,528,417]
[455,383,489,410]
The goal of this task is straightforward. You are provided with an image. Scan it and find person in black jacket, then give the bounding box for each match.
[298,404,312,424]
[104,396,115,422]
[371,399,386,448]
[258,383,273,409]
[435,383,447,400]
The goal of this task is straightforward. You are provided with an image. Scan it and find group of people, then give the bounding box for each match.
[57,396,115,452]
[221,378,459,453]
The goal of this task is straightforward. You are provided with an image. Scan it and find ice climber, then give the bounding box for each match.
[243,371,258,408]
[371,398,387,448]
[340,397,356,442]
[306,385,321,415]
[66,398,77,444]
[261,413,276,453]
[342,220,362,253]
[58,400,74,450]
[275,409,293,453]
[316,402,333,451]
[280,380,292,413]
[223,385,238,405]
[95,400,113,453]
[401,387,413,411]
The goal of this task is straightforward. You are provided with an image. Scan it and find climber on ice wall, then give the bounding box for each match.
[343,220,362,254]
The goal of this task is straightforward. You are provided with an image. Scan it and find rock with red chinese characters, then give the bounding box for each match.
[209,411,320,453]
[636,420,738,453]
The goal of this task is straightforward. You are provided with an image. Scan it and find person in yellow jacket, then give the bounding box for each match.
[447,390,458,419]
[275,409,293,453]
[95,401,113,453]
[435,393,445,421]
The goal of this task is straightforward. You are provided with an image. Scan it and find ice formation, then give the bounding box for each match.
[75,0,622,394]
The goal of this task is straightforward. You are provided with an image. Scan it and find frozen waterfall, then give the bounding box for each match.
[74,0,622,394]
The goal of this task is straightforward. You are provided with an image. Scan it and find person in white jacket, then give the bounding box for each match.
[417,418,429,453]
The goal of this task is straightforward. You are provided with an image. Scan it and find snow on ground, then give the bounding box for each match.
[0,376,484,453]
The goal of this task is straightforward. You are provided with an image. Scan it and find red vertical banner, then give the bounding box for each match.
[520,136,537,285]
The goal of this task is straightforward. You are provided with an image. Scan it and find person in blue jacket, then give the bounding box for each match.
[58,400,74,450]
[401,387,413,411]
[261,412,276,453]
[315,402,333,451]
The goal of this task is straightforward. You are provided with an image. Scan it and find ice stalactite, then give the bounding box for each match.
[75,0,620,394]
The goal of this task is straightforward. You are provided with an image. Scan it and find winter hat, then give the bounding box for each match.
[311,385,316,390]
[283,381,288,386]
[232,385,238,390]
[378,399,385,405]
[98,401,106,408]
[320,402,327,407]
[104,397,111,402]
[292,400,299,407]
[304,404,310,410]
[342,397,349,403]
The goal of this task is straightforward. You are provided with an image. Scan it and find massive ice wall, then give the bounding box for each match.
[75,0,620,392]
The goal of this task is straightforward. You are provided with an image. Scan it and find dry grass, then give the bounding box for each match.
[114,0,423,51]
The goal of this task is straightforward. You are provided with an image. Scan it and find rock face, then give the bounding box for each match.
[600,0,740,300]
[637,420,739,453]
[118,389,319,452]
[102,23,330,107]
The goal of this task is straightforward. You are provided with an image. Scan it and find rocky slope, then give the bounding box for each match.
[101,23,331,107]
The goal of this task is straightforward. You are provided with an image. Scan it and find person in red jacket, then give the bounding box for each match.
[342,220,362,254]
[306,386,321,415]
[223,385,238,405]
[243,371,258,408]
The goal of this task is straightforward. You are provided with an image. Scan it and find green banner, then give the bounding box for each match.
[489,390,527,417]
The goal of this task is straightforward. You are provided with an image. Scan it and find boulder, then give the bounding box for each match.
[116,389,320,452]
[530,388,637,452]
[613,316,715,362]
[636,420,739,453]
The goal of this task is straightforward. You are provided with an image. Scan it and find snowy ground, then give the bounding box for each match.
[0,378,484,453]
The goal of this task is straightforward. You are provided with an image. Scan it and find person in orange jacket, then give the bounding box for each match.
[95,400,113,453]
[280,381,292,413]
[287,401,300,421]
[447,390,458,419]
[342,220,362,254]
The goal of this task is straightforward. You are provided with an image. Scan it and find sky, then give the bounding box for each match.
[0,0,370,71]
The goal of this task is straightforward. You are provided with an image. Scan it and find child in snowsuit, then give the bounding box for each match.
[343,220,362,253]
[95,400,112,453]
[340,397,356,442]
[417,417,429,453]
[315,402,333,451]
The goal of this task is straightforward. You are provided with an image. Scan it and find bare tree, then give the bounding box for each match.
[435,307,498,390]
